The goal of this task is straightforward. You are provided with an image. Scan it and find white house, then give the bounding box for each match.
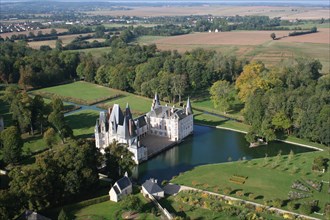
[142,178,164,199]
[109,173,132,202]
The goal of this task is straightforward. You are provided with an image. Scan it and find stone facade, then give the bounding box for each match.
[95,94,193,164]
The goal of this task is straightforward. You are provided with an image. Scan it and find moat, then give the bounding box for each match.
[133,125,315,183]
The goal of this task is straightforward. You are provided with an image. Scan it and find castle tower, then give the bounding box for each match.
[186,97,193,115]
[151,93,161,110]
[125,103,133,120]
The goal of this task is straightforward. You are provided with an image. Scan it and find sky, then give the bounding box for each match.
[0,0,329,6]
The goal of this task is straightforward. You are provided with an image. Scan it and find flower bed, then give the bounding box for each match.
[304,179,322,192]
[229,175,248,184]
[288,191,311,200]
[291,180,310,192]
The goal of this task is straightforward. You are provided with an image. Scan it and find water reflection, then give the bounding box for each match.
[133,125,315,183]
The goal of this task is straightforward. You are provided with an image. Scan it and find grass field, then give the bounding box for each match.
[172,151,330,218]
[33,81,119,102]
[65,191,157,220]
[66,110,99,139]
[100,94,152,116]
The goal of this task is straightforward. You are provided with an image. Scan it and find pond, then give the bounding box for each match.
[133,125,315,183]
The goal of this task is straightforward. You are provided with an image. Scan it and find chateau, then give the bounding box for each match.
[95,94,194,164]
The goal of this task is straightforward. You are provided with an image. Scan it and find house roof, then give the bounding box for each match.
[113,185,120,195]
[17,210,51,220]
[135,115,147,127]
[142,179,163,194]
[116,176,132,191]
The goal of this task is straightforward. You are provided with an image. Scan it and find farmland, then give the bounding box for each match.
[87,6,330,20]
[139,29,330,73]
[27,33,96,49]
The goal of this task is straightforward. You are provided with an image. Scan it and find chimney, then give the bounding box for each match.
[129,119,133,136]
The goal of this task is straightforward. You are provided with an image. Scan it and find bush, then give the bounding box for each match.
[299,202,312,215]
[273,198,283,208]
[161,180,168,186]
[223,187,232,195]
[248,193,255,200]
[287,201,297,210]
[236,190,244,197]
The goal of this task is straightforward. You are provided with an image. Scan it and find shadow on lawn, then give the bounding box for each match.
[194,112,230,127]
[66,111,98,138]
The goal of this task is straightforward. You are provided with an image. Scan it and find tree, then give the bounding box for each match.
[18,65,33,90]
[31,95,47,135]
[1,126,23,164]
[44,128,57,148]
[0,190,22,219]
[120,195,142,212]
[50,28,57,36]
[171,74,187,103]
[48,111,65,143]
[95,25,105,38]
[210,80,237,114]
[235,61,268,102]
[270,33,276,40]
[104,140,136,181]
[58,209,70,220]
[272,111,291,134]
[55,39,63,51]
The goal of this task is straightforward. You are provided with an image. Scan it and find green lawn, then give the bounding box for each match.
[172,151,330,218]
[33,81,119,102]
[194,110,250,132]
[67,192,157,220]
[136,35,169,44]
[66,110,100,139]
[100,94,152,116]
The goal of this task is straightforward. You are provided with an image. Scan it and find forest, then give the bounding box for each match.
[0,36,329,146]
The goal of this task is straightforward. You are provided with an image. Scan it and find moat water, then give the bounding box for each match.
[133,125,315,183]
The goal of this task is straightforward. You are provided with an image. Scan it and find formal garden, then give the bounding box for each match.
[171,151,330,219]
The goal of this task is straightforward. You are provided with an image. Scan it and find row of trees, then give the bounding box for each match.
[210,59,329,145]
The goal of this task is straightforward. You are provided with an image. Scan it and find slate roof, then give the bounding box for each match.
[17,210,51,220]
[142,179,163,194]
[116,176,132,191]
[135,115,147,127]
[113,185,120,194]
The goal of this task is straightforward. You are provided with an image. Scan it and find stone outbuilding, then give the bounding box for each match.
[142,178,164,199]
[109,173,132,202]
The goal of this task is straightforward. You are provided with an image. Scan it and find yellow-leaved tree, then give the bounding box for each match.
[235,61,269,102]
